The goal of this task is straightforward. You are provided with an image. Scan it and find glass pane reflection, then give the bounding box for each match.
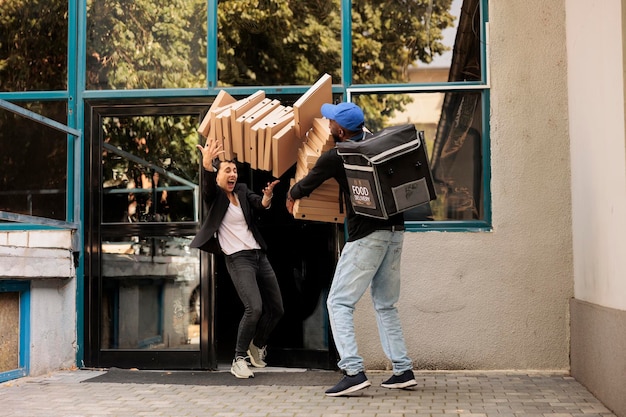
[217,0,341,86]
[352,0,481,84]
[101,115,200,224]
[86,0,207,90]
[353,91,483,221]
[100,235,200,350]
[0,0,68,91]
[0,103,68,221]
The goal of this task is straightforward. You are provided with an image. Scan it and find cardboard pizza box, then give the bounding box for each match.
[229,91,266,157]
[198,90,237,138]
[272,120,304,178]
[217,108,233,160]
[293,73,332,139]
[232,98,271,163]
[244,100,282,168]
[263,110,294,171]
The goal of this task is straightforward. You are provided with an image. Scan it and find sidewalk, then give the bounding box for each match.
[0,368,616,417]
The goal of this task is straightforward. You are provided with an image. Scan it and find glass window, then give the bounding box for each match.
[86,0,208,90]
[217,0,341,86]
[0,102,68,221]
[352,0,481,84]
[100,235,200,350]
[352,90,484,221]
[0,0,68,91]
[101,115,200,223]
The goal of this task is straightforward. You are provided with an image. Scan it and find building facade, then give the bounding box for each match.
[0,1,624,416]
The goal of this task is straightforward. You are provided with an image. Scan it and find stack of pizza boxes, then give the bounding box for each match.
[197,73,345,224]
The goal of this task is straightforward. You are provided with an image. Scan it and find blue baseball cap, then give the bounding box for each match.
[321,102,364,132]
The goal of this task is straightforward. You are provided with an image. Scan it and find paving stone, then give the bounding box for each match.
[0,370,618,417]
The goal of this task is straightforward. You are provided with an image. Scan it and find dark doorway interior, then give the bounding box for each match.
[84,99,338,371]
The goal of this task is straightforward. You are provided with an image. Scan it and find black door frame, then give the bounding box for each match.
[83,97,339,371]
[83,98,216,370]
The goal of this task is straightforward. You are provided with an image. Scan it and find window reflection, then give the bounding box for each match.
[352,0,481,84]
[86,0,207,90]
[101,115,200,223]
[217,0,341,86]
[0,0,68,91]
[353,91,483,221]
[100,235,200,349]
[0,103,68,220]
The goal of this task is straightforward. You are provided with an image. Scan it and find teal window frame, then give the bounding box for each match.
[0,281,31,383]
[0,0,490,367]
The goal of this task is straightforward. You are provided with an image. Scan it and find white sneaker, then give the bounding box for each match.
[247,342,267,368]
[230,357,254,378]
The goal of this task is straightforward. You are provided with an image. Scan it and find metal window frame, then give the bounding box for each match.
[0,0,491,367]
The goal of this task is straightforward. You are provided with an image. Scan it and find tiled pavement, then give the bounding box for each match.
[0,368,617,417]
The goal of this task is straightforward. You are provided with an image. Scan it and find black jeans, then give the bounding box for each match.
[224,249,284,358]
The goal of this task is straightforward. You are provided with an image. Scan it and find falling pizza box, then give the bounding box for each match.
[217,108,233,160]
[243,100,281,168]
[312,117,332,139]
[229,91,266,158]
[293,73,332,139]
[263,110,294,171]
[272,120,304,179]
[296,142,321,172]
[250,106,290,171]
[232,98,271,163]
[198,90,237,139]
[257,107,293,171]
[305,127,333,154]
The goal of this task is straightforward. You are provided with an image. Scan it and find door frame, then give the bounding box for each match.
[83,98,216,370]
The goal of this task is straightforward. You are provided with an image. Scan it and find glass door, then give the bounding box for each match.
[84,100,213,369]
[84,99,339,370]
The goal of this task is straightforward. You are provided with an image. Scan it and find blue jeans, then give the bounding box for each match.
[327,230,413,376]
[224,249,284,358]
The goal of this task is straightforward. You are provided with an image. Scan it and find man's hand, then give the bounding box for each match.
[286,194,295,215]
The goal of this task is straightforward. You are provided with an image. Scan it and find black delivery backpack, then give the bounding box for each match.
[336,124,436,219]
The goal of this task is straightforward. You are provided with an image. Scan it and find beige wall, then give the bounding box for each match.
[356,0,573,370]
[568,0,626,311]
[567,1,626,415]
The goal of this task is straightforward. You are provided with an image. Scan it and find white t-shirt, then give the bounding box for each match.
[218,200,261,255]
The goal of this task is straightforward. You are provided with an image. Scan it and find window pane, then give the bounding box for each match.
[100,235,200,350]
[217,0,341,86]
[352,90,483,221]
[101,115,200,223]
[0,0,68,91]
[0,102,68,220]
[352,0,482,84]
[86,0,207,90]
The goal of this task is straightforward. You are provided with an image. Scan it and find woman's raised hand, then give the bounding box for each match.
[196,137,224,171]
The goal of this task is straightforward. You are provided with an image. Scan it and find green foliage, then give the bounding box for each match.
[0,0,68,91]
[86,0,207,89]
[1,0,456,210]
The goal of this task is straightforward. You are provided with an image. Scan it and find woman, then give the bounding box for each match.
[191,136,283,379]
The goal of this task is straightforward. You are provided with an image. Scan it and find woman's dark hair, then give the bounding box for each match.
[212,158,236,172]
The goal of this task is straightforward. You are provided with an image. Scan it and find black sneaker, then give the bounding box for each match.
[381,369,418,389]
[325,372,371,397]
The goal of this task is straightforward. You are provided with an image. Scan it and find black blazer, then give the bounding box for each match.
[190,169,268,254]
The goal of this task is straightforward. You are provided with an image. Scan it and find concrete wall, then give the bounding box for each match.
[567,1,626,415]
[356,0,573,371]
[0,231,77,376]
